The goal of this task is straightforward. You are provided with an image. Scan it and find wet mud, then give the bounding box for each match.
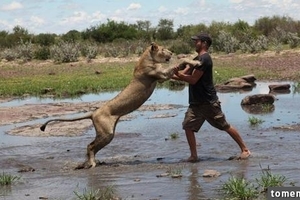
[1,82,300,199]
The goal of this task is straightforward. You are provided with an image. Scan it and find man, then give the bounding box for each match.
[172,33,251,162]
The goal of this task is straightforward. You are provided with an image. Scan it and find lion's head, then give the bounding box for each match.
[149,42,172,63]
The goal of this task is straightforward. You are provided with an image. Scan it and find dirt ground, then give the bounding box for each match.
[1,51,300,200]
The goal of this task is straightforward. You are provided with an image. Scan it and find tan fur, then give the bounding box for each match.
[178,57,201,69]
[40,43,174,169]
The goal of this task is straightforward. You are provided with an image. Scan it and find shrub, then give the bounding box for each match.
[240,35,269,53]
[100,39,137,58]
[17,41,34,61]
[169,40,192,54]
[34,46,51,60]
[0,48,18,61]
[215,31,240,53]
[286,32,300,48]
[80,43,98,60]
[50,41,80,63]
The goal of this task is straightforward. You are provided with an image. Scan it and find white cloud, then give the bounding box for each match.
[230,0,244,3]
[91,11,106,23]
[114,9,123,15]
[174,7,189,15]
[158,6,167,12]
[13,18,24,26]
[1,1,23,11]
[60,11,88,24]
[127,3,141,10]
[30,16,45,26]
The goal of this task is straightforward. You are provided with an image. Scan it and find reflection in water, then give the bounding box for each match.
[0,185,12,197]
[241,104,275,114]
[187,166,203,200]
[269,89,291,95]
[234,160,250,180]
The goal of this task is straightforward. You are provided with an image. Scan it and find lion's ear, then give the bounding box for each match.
[151,42,158,51]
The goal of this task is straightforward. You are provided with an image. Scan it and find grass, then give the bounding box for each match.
[1,50,300,98]
[261,103,274,113]
[248,116,264,126]
[167,166,183,178]
[0,172,20,185]
[0,59,250,98]
[255,165,287,192]
[222,176,257,200]
[221,166,288,200]
[0,61,134,98]
[73,186,117,200]
[169,132,179,140]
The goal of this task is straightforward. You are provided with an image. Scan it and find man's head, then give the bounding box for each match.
[191,33,212,48]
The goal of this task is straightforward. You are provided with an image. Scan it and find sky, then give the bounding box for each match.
[0,0,300,34]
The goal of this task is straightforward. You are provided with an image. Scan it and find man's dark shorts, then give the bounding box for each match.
[182,101,230,132]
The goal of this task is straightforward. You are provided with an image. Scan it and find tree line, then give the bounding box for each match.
[0,15,300,63]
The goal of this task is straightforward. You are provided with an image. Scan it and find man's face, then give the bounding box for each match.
[193,39,204,52]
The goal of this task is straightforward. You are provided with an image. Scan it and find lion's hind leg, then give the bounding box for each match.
[75,115,118,169]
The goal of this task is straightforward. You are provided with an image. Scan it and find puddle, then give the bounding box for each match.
[1,81,300,199]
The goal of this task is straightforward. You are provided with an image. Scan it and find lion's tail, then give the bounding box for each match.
[40,112,93,132]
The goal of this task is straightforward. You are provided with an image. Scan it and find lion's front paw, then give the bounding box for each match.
[179,58,201,67]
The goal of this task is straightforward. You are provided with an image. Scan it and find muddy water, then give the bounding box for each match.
[1,81,300,200]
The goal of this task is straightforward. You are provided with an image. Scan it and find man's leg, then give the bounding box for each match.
[185,129,199,162]
[225,125,251,159]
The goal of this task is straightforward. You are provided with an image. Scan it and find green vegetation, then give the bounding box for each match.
[74,186,117,200]
[0,172,20,185]
[1,54,299,98]
[1,15,300,61]
[167,166,183,178]
[256,169,287,192]
[248,116,265,126]
[0,61,134,98]
[169,132,179,140]
[222,167,288,199]
[222,176,257,200]
[261,104,274,113]
[1,15,300,98]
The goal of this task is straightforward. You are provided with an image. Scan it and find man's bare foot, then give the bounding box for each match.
[228,150,251,160]
[184,156,199,163]
[238,150,251,160]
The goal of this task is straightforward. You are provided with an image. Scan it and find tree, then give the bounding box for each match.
[156,19,174,40]
[81,19,138,43]
[0,30,9,48]
[33,33,56,46]
[135,20,153,41]
[6,25,32,46]
[62,30,81,42]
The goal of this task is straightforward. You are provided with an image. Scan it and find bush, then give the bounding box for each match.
[287,32,300,48]
[0,48,18,61]
[240,35,268,53]
[99,39,141,58]
[50,41,80,63]
[16,41,34,61]
[215,31,240,53]
[80,43,98,60]
[169,40,192,54]
[34,46,51,60]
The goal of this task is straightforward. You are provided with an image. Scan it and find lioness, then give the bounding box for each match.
[40,43,175,169]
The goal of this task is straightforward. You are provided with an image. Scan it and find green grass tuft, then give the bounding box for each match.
[0,172,21,186]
